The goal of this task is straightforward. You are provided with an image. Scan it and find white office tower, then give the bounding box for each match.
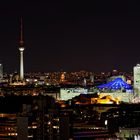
[133,64,140,102]
[0,64,3,79]
[19,18,25,81]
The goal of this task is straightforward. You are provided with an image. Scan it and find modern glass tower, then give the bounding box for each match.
[133,64,140,96]
[19,18,25,81]
[0,64,3,79]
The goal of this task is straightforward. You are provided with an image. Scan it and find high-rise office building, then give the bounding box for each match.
[0,64,3,79]
[17,117,28,140]
[133,64,140,97]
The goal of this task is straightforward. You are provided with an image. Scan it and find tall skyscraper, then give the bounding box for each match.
[0,64,3,79]
[17,117,28,140]
[133,64,140,96]
[19,18,25,81]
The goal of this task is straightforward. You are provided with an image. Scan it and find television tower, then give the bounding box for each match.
[19,18,25,81]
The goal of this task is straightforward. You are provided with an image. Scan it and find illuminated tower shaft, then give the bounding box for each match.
[19,47,24,81]
[19,18,25,81]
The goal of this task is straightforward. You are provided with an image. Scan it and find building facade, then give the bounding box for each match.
[133,64,140,97]
[0,64,3,79]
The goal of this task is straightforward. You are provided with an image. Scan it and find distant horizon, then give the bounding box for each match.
[3,67,133,74]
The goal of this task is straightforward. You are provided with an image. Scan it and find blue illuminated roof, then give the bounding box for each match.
[97,78,132,90]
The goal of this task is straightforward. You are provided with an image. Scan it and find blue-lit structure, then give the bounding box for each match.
[98,78,132,90]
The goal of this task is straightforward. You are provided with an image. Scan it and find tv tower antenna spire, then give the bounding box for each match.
[19,17,24,46]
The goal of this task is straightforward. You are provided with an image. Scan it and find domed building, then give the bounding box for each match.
[96,78,133,103]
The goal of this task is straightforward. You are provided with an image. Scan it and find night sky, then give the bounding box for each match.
[0,1,140,73]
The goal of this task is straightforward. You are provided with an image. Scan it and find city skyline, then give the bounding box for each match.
[0,1,140,73]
